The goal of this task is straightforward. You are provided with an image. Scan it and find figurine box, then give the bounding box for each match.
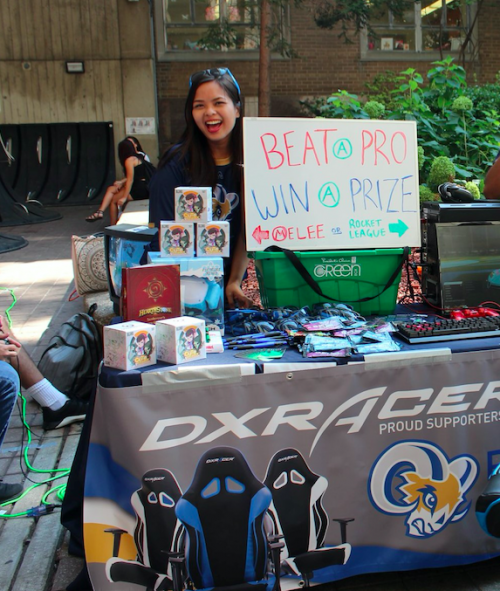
[104,321,156,371]
[196,222,230,257]
[160,222,195,257]
[156,316,206,365]
[147,253,225,333]
[175,187,212,222]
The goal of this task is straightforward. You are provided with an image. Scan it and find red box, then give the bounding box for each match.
[121,264,181,324]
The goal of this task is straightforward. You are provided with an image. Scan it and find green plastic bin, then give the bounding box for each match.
[251,249,405,316]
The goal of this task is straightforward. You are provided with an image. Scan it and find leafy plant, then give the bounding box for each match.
[427,156,455,190]
[419,185,437,204]
[302,58,500,184]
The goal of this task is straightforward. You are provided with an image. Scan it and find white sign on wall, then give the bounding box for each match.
[125,117,156,135]
[243,117,421,252]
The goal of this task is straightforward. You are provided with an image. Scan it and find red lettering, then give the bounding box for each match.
[283,131,300,167]
[317,224,325,239]
[361,130,374,165]
[375,130,390,165]
[314,129,337,165]
[260,133,284,170]
[303,132,321,166]
[287,227,295,240]
[297,226,307,240]
[391,131,407,164]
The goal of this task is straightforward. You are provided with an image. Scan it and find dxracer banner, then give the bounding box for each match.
[84,350,500,591]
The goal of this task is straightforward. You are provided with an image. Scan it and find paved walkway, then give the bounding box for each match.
[1,205,500,591]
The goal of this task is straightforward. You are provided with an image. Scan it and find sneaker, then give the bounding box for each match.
[42,399,88,430]
[0,481,23,502]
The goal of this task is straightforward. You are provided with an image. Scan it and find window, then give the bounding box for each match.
[161,0,260,53]
[362,0,477,58]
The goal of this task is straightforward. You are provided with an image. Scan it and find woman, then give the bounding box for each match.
[148,67,253,308]
[86,136,155,225]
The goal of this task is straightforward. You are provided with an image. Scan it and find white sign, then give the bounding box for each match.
[243,117,421,252]
[125,117,156,135]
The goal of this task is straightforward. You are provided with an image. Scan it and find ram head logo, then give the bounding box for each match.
[368,441,478,538]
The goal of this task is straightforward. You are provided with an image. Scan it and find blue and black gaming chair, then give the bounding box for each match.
[263,448,353,587]
[476,464,500,537]
[105,468,184,591]
[174,446,280,591]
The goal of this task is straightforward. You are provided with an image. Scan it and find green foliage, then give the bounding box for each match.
[302,57,500,184]
[364,100,385,119]
[419,185,437,204]
[427,156,455,190]
[363,70,400,110]
[464,181,481,200]
[417,146,424,171]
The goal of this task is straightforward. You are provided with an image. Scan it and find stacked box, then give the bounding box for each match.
[196,222,230,257]
[104,321,156,371]
[156,316,206,365]
[175,187,212,222]
[147,253,225,333]
[160,222,195,257]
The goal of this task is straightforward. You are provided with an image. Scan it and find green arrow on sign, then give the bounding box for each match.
[389,219,409,237]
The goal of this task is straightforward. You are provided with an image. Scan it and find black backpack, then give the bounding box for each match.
[37,309,102,401]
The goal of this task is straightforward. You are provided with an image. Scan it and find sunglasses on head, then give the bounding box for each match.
[189,67,241,98]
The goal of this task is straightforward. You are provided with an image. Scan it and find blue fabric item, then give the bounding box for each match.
[0,360,20,449]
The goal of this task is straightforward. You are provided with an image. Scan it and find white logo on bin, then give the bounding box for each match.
[314,263,361,278]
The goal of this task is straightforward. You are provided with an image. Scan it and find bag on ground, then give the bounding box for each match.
[37,310,102,401]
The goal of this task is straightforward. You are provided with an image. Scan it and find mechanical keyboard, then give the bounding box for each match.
[395,316,500,344]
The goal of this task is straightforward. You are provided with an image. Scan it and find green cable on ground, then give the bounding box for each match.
[0,287,71,518]
[0,392,71,518]
[0,287,17,327]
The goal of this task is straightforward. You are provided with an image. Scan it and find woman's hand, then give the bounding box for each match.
[0,337,21,362]
[225,280,254,309]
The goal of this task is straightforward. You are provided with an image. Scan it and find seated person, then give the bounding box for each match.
[0,316,87,502]
[0,315,87,431]
[86,136,155,225]
[483,150,500,199]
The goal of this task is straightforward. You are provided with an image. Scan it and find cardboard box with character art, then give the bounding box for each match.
[175,187,212,222]
[160,222,194,257]
[156,316,206,365]
[104,321,156,371]
[196,222,230,257]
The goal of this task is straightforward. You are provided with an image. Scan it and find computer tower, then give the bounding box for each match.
[421,201,500,309]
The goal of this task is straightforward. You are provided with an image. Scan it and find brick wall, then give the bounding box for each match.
[156,1,500,151]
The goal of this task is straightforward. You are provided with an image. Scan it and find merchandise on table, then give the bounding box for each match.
[156,316,206,364]
[147,253,225,334]
[160,222,195,257]
[121,264,181,324]
[175,187,212,222]
[196,222,230,257]
[104,321,156,370]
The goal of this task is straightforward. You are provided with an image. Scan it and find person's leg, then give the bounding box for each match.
[0,360,19,448]
[86,184,125,222]
[0,360,23,501]
[8,346,87,430]
[110,193,131,225]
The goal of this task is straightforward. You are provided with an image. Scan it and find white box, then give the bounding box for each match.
[160,222,195,257]
[196,222,230,257]
[175,187,212,222]
[156,316,206,365]
[104,321,156,371]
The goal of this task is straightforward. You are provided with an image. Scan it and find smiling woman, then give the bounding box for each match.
[148,67,253,309]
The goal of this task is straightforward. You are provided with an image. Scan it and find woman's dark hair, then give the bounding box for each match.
[117,137,145,170]
[158,68,243,188]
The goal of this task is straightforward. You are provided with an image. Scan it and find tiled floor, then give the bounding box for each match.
[1,204,500,591]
